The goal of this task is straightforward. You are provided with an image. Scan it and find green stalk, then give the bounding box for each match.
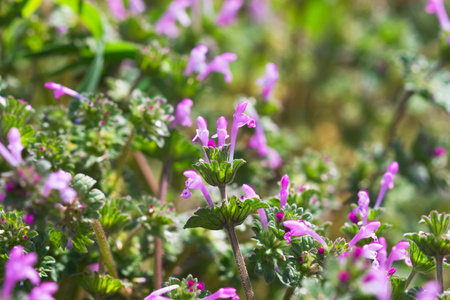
[435,255,444,293]
[112,129,135,191]
[282,287,296,300]
[91,219,119,279]
[224,223,254,300]
[404,268,416,290]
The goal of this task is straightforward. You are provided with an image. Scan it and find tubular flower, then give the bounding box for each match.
[348,221,380,249]
[279,175,289,208]
[211,116,229,147]
[185,45,208,76]
[216,0,243,26]
[255,62,279,100]
[416,281,441,300]
[155,0,192,38]
[144,284,179,300]
[198,53,238,83]
[203,287,240,300]
[242,184,267,230]
[192,116,210,147]
[362,242,384,268]
[44,82,83,100]
[0,127,24,167]
[171,99,193,128]
[43,170,77,203]
[129,0,146,15]
[181,170,213,207]
[28,282,59,300]
[249,0,270,22]
[360,269,391,300]
[352,190,370,225]
[426,0,450,42]
[368,238,411,274]
[229,100,256,161]
[374,161,398,209]
[2,246,40,300]
[107,0,127,20]
[283,220,328,249]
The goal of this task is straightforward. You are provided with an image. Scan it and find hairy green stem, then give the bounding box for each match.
[282,287,296,300]
[224,224,254,300]
[112,129,135,191]
[219,184,227,201]
[404,268,416,290]
[435,255,444,293]
[91,219,118,278]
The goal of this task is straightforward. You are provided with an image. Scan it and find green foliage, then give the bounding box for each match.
[74,272,125,298]
[419,211,450,237]
[409,240,437,273]
[0,96,35,143]
[165,275,211,300]
[184,196,269,230]
[99,198,131,234]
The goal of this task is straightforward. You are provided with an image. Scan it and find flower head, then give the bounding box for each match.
[229,100,255,161]
[43,170,76,203]
[360,269,391,300]
[416,281,441,300]
[283,220,328,249]
[44,82,83,100]
[426,0,450,34]
[0,127,24,167]
[107,0,127,20]
[129,0,146,15]
[28,282,59,300]
[351,190,370,225]
[374,161,398,208]
[256,63,279,100]
[192,116,210,147]
[433,146,446,157]
[242,184,267,230]
[185,45,208,76]
[279,175,289,208]
[181,170,212,207]
[216,0,243,26]
[2,246,40,299]
[211,116,229,147]
[202,287,240,300]
[155,0,192,38]
[348,221,380,249]
[198,53,238,83]
[144,284,179,300]
[171,99,193,128]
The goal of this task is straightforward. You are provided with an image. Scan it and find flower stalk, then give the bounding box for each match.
[435,255,444,293]
[91,219,119,279]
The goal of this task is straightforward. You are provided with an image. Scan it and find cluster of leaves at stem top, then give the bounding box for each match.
[193,145,245,187]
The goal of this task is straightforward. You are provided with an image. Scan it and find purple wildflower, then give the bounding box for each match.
[352,190,370,225]
[155,0,192,38]
[348,212,359,224]
[196,282,204,290]
[2,246,40,299]
[283,220,328,249]
[202,287,240,300]
[229,100,256,161]
[249,0,270,23]
[181,170,213,207]
[185,45,208,76]
[0,127,24,167]
[255,62,279,100]
[198,53,238,83]
[360,269,391,300]
[211,116,229,147]
[416,281,440,300]
[43,170,76,203]
[216,0,243,26]
[28,282,59,300]
[107,0,127,20]
[279,175,289,208]
[433,146,446,157]
[367,238,411,274]
[192,116,210,147]
[374,161,398,209]
[171,99,193,128]
[426,0,450,43]
[348,221,380,249]
[242,184,267,230]
[144,284,179,300]
[0,96,5,106]
[44,82,83,100]
[276,212,284,222]
[208,140,216,148]
[24,213,34,225]
[362,242,384,268]
[129,0,146,15]
[339,270,350,283]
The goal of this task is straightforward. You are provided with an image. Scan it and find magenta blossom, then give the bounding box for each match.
[283,220,328,249]
[44,82,83,100]
[362,243,384,268]
[0,127,24,167]
[129,0,146,15]
[279,175,289,208]
[211,116,229,147]
[203,287,240,300]
[144,284,179,300]
[171,99,193,128]
[43,170,77,203]
[185,45,208,76]
[433,146,446,157]
[181,170,212,207]
[107,0,127,20]
[352,190,370,225]
[229,100,256,161]
[366,238,411,275]
[242,184,267,230]
[249,0,270,22]
[2,246,40,299]
[192,116,210,147]
[256,62,279,100]
[374,161,398,209]
[360,269,391,300]
[416,281,441,300]
[216,0,243,26]
[348,221,380,249]
[426,0,450,42]
[28,282,59,300]
[198,53,237,83]
[155,0,192,38]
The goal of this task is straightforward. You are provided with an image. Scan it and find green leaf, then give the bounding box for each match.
[405,232,450,257]
[390,276,409,300]
[419,211,450,237]
[79,41,105,93]
[56,0,104,38]
[72,174,97,197]
[75,272,125,297]
[184,196,269,230]
[409,240,436,273]
[22,0,43,18]
[99,199,131,234]
[49,230,63,248]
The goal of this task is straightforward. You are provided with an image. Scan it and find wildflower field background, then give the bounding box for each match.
[1,0,450,299]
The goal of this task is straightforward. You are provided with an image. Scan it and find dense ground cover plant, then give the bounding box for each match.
[1,0,450,299]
